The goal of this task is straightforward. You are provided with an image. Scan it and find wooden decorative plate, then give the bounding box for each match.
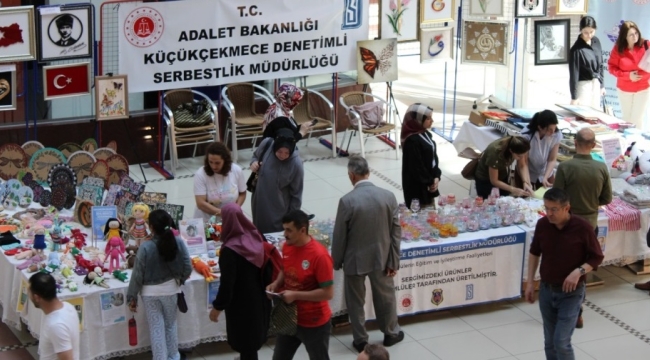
[93,147,116,161]
[81,138,98,153]
[48,163,77,188]
[106,140,118,152]
[90,160,110,189]
[106,154,129,186]
[67,151,96,185]
[28,148,67,185]
[0,143,29,180]
[39,190,52,207]
[58,142,83,158]
[21,141,44,158]
[16,186,33,208]
[75,200,93,227]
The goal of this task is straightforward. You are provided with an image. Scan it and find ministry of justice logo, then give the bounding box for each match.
[123,7,164,47]
[399,294,414,312]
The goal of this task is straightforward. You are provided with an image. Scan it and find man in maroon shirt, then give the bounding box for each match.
[525,188,603,360]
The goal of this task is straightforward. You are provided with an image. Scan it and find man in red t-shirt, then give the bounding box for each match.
[267,210,334,360]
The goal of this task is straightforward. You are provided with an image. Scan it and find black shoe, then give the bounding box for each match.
[383,331,404,347]
[352,341,368,353]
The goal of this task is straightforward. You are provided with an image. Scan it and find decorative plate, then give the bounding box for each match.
[75,200,94,227]
[21,141,44,158]
[82,176,105,188]
[106,154,129,186]
[93,147,116,161]
[16,186,34,208]
[3,192,18,210]
[0,143,29,180]
[90,160,110,189]
[48,163,77,189]
[32,184,44,202]
[28,148,67,185]
[0,181,7,203]
[82,138,98,153]
[39,190,52,207]
[17,169,38,187]
[64,183,77,209]
[67,151,96,185]
[5,179,21,193]
[51,186,68,210]
[58,142,83,158]
[106,140,118,152]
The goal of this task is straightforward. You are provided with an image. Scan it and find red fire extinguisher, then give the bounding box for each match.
[128,316,138,346]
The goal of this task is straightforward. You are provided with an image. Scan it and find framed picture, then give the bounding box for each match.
[95,75,129,121]
[515,0,547,17]
[37,4,94,62]
[461,20,509,66]
[380,0,419,42]
[420,0,455,25]
[43,62,91,100]
[469,0,503,16]
[556,0,588,15]
[420,27,454,63]
[0,68,17,111]
[357,38,398,84]
[534,19,570,66]
[0,6,37,63]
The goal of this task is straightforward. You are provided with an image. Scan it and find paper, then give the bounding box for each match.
[91,206,118,243]
[64,297,85,331]
[597,226,608,253]
[16,280,29,313]
[533,187,548,200]
[40,6,61,14]
[600,137,622,173]
[179,218,207,256]
[100,291,126,326]
[207,280,220,311]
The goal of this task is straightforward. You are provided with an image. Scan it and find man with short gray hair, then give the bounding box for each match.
[332,155,403,353]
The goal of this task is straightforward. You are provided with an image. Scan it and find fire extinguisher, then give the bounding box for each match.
[128,316,138,346]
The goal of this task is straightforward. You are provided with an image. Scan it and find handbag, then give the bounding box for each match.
[461,152,482,180]
[247,140,273,193]
[268,299,297,336]
[177,291,188,313]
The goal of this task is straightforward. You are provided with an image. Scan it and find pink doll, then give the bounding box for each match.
[104,236,126,272]
[129,203,150,246]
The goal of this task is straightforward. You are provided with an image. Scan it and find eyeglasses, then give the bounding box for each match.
[627,32,639,38]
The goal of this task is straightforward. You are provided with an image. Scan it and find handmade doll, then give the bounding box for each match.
[125,244,138,269]
[50,217,69,252]
[192,257,216,282]
[47,252,61,268]
[67,281,78,292]
[74,253,96,273]
[60,264,73,278]
[129,203,150,246]
[103,218,124,242]
[33,228,47,256]
[70,229,87,249]
[104,236,126,272]
[84,271,109,288]
[113,270,129,282]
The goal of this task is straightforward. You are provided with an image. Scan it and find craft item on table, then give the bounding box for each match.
[206,216,222,241]
[192,257,216,282]
[77,183,104,206]
[74,201,93,228]
[113,270,129,282]
[16,254,44,270]
[115,193,137,219]
[103,218,125,242]
[13,208,47,222]
[48,252,61,267]
[125,244,138,269]
[106,141,118,152]
[91,206,118,245]
[38,189,53,207]
[67,281,78,292]
[73,265,89,276]
[58,143,83,158]
[82,138,98,153]
[21,141,44,158]
[128,203,150,246]
[47,163,77,210]
[74,253,97,273]
[15,249,36,260]
[94,267,104,277]
[82,176,106,188]
[4,247,30,256]
[50,217,70,252]
[92,147,116,161]
[138,192,167,205]
[0,229,20,246]
[153,203,184,225]
[0,143,29,181]
[15,186,33,208]
[60,264,73,278]
[621,186,650,208]
[28,264,41,273]
[29,147,67,185]
[0,181,6,204]
[103,184,123,206]
[84,271,109,288]
[602,198,642,231]
[70,229,87,249]
[104,236,126,272]
[533,187,548,200]
[106,154,129,186]
[120,174,145,197]
[89,160,110,190]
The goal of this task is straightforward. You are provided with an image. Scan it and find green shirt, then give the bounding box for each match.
[553,154,612,227]
[475,139,513,182]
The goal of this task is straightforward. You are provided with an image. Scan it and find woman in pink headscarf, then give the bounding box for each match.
[208,203,274,360]
[262,83,314,141]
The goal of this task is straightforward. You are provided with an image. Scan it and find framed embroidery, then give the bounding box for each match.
[36,3,94,62]
[461,20,509,66]
[420,0,455,25]
[534,19,570,66]
[0,6,37,63]
[515,0,547,18]
[420,27,454,63]
[380,0,419,42]
[556,0,588,15]
[469,0,504,17]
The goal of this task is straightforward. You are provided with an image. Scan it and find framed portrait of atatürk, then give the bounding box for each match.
[515,0,547,18]
[37,4,94,62]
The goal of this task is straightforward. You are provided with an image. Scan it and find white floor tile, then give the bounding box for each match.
[599,299,650,333]
[147,177,196,199]
[451,303,534,330]
[575,334,650,360]
[302,179,346,202]
[509,298,542,321]
[303,157,350,179]
[516,347,595,360]
[400,311,474,340]
[584,276,650,307]
[302,197,342,221]
[419,330,511,360]
[480,320,544,355]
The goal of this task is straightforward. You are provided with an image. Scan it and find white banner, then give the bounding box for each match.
[118,0,369,92]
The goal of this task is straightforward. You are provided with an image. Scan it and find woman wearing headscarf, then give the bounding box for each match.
[400,104,441,209]
[250,128,305,233]
[262,83,313,141]
[209,203,274,360]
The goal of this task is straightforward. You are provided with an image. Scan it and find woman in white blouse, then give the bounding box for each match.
[193,142,247,222]
[520,110,562,189]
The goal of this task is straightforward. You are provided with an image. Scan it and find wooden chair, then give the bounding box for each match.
[162,89,219,177]
[292,88,338,157]
[221,83,274,161]
[338,91,400,159]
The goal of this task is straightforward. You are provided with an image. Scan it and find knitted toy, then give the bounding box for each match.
[113,270,129,282]
[33,228,47,256]
[103,218,124,242]
[192,257,216,282]
[70,229,87,249]
[84,271,109,288]
[105,236,126,272]
[129,203,150,246]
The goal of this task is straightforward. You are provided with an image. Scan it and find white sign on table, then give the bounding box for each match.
[118,0,369,92]
[179,218,207,256]
[99,290,127,326]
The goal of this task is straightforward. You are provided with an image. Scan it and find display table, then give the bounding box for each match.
[453,122,503,154]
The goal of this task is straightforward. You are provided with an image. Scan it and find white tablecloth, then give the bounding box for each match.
[453,122,503,153]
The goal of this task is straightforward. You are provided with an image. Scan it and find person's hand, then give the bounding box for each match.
[601,88,606,96]
[128,300,137,313]
[630,71,642,82]
[543,178,553,189]
[386,268,397,277]
[563,268,582,292]
[524,283,536,304]
[250,161,261,172]
[209,308,221,322]
[429,178,440,192]
[279,290,297,304]
[266,282,279,299]
[570,99,579,105]
[523,183,534,195]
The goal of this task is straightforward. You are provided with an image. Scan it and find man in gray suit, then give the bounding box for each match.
[332,155,403,353]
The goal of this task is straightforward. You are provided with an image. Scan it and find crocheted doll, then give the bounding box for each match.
[104,236,126,272]
[129,203,150,246]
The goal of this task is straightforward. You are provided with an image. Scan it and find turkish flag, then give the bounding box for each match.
[0,23,24,48]
[44,63,90,99]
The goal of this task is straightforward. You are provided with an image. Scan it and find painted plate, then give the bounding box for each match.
[0,181,7,203]
[81,138,98,153]
[93,147,116,161]
[90,160,110,189]
[106,140,118,152]
[75,200,94,228]
[106,154,129,186]
[21,141,44,158]
[51,186,67,210]
[64,183,77,209]
[16,186,34,208]
[28,148,67,185]
[67,151,96,185]
[48,163,77,189]
[58,142,83,159]
[0,143,29,180]
[17,169,38,187]
[39,190,52,207]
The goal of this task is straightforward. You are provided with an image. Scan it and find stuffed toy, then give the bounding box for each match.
[33,228,47,256]
[67,281,78,292]
[192,257,216,282]
[70,229,87,249]
[113,270,129,282]
[103,218,124,242]
[60,264,73,278]
[15,249,36,260]
[74,253,97,273]
[16,255,44,270]
[105,236,126,272]
[47,252,61,268]
[125,244,138,269]
[84,271,109,288]
[129,203,150,246]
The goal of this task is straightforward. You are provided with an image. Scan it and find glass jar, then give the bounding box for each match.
[467,218,479,232]
[479,218,491,230]
[455,220,467,233]
[490,214,501,228]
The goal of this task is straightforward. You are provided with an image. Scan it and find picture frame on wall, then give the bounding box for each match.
[0,6,37,63]
[420,0,455,25]
[469,0,504,17]
[556,0,588,15]
[534,19,570,66]
[380,0,419,42]
[515,0,547,18]
[0,67,17,111]
[37,4,94,62]
[461,20,509,66]
[357,38,398,84]
[420,27,454,63]
[95,75,129,121]
[43,62,91,100]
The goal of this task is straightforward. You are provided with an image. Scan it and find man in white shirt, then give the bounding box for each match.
[28,272,80,360]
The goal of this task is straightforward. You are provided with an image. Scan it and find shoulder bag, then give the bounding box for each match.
[461,152,482,180]
[268,299,297,336]
[155,241,188,313]
[246,140,273,193]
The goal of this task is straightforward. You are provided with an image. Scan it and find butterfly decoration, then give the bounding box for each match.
[359,42,395,78]
[113,82,123,91]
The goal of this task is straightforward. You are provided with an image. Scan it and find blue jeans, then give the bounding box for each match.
[538,282,585,360]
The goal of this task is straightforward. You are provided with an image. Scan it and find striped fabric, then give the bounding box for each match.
[602,198,641,232]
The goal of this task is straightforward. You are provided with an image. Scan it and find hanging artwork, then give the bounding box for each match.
[469,0,504,17]
[0,67,17,111]
[515,0,547,17]
[420,27,454,63]
[95,75,129,121]
[556,0,588,15]
[37,4,94,62]
[43,62,91,100]
[462,21,509,66]
[380,0,419,42]
[356,39,398,84]
[0,6,37,63]
[534,19,570,65]
[420,0,455,24]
